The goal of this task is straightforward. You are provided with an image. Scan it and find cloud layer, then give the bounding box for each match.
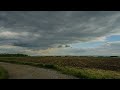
[0,11,120,55]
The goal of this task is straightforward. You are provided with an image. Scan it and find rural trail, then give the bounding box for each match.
[0,62,78,79]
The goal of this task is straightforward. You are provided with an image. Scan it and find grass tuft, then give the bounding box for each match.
[0,66,9,79]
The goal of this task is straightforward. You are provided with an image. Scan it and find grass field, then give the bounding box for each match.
[0,56,120,79]
[0,66,9,79]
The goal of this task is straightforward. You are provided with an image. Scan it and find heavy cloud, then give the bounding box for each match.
[0,11,120,55]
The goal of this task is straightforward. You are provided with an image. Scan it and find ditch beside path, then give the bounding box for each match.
[0,62,78,79]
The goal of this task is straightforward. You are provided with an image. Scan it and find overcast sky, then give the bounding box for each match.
[0,11,120,56]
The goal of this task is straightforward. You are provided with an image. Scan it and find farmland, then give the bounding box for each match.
[0,56,120,71]
[0,56,120,79]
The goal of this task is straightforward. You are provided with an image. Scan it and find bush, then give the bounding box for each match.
[43,64,56,69]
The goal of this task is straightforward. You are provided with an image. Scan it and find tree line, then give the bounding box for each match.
[0,54,29,57]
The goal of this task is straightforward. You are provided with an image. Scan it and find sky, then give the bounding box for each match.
[0,11,120,56]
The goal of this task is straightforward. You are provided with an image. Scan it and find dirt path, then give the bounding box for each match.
[0,62,78,79]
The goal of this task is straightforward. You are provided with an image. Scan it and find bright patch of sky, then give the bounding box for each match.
[71,34,120,49]
[107,35,120,42]
[71,41,105,49]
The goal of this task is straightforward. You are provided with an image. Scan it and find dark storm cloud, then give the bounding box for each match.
[65,45,71,47]
[0,11,120,52]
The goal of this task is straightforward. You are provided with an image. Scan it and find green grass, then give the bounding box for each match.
[0,66,9,79]
[0,59,120,79]
[56,67,120,79]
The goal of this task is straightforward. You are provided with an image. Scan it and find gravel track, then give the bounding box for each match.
[0,62,78,79]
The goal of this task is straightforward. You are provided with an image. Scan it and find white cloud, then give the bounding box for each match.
[0,30,40,39]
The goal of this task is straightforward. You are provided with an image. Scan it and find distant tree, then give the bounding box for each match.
[110,56,118,57]
[0,53,29,57]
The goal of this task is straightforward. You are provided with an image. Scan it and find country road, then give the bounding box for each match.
[0,62,78,79]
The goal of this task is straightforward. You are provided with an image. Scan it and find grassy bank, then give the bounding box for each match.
[57,67,120,79]
[0,59,120,79]
[0,66,9,79]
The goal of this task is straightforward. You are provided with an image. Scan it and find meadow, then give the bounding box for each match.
[0,56,120,79]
